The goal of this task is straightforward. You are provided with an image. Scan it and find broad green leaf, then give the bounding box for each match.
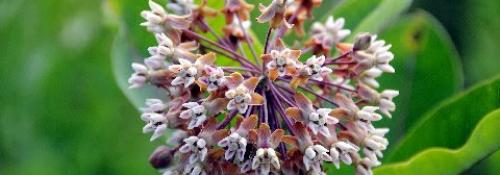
[375,12,463,148]
[347,0,412,40]
[387,75,500,162]
[374,109,500,175]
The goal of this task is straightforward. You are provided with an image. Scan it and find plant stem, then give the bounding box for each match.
[202,45,255,69]
[263,27,273,54]
[201,20,232,48]
[269,82,295,107]
[183,29,259,69]
[273,79,338,106]
[299,85,339,107]
[217,110,238,129]
[308,79,356,92]
[237,42,249,61]
[222,66,260,74]
[325,51,352,65]
[236,15,260,65]
[270,89,296,136]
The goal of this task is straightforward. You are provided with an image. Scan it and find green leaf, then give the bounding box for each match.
[375,11,463,148]
[464,151,500,174]
[386,75,500,163]
[413,0,500,85]
[111,28,168,109]
[461,0,500,85]
[347,0,412,40]
[326,0,383,31]
[374,109,500,175]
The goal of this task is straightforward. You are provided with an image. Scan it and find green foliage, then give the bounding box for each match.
[461,0,500,85]
[347,0,412,40]
[414,0,500,85]
[375,109,500,175]
[0,0,155,175]
[387,76,500,162]
[111,29,169,109]
[328,0,382,31]
[376,11,463,147]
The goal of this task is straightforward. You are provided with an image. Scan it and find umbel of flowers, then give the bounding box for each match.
[130,0,399,175]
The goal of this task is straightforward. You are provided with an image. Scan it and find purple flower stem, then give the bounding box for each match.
[201,20,232,48]
[255,88,268,124]
[301,46,312,54]
[217,109,238,129]
[259,105,265,125]
[279,143,288,160]
[276,78,345,106]
[267,95,288,159]
[266,91,277,130]
[202,45,255,69]
[308,79,355,92]
[263,27,273,55]
[222,67,260,74]
[237,42,249,61]
[182,29,259,70]
[236,15,259,65]
[245,106,254,118]
[269,85,296,136]
[269,83,295,107]
[299,85,339,107]
[325,51,352,65]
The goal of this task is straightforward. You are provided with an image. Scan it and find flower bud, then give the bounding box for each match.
[149,146,175,169]
[353,33,372,51]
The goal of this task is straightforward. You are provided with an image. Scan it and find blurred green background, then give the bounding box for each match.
[1,0,499,175]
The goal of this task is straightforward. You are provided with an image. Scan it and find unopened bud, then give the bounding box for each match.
[353,33,372,51]
[149,146,175,169]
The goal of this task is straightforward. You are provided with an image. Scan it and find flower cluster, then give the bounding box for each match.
[129,1,399,175]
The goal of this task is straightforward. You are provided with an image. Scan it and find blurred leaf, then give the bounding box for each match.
[461,0,500,85]
[328,0,382,30]
[413,0,500,85]
[111,28,168,109]
[376,11,463,148]
[375,109,500,175]
[386,75,500,162]
[347,0,412,40]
